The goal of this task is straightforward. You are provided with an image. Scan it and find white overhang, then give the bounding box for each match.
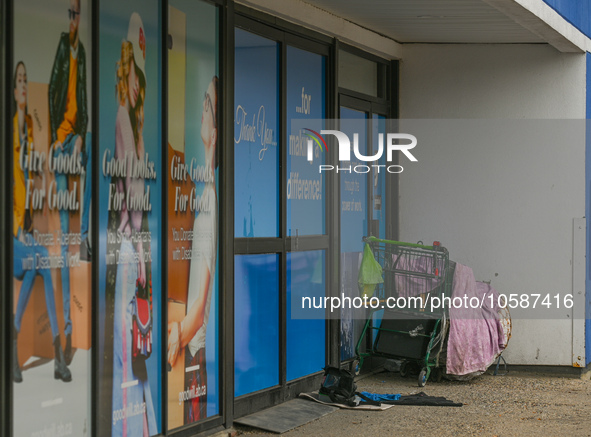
[237,0,591,58]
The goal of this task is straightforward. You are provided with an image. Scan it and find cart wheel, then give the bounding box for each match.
[418,369,428,387]
[400,362,409,378]
[351,359,361,376]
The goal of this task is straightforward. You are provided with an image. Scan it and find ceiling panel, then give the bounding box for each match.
[303,0,544,43]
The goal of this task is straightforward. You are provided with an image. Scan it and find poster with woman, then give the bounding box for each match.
[97,1,162,436]
[166,0,220,429]
[12,0,92,435]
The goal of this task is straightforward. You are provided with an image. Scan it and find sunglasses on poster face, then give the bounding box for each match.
[204,92,216,126]
[68,8,80,20]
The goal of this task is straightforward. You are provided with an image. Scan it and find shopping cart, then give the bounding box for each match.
[354,236,455,387]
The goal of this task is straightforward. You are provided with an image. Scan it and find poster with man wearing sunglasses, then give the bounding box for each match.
[48,0,93,367]
[12,0,92,435]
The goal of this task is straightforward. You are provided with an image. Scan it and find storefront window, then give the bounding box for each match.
[338,50,378,97]
[234,254,280,396]
[339,108,368,361]
[234,29,280,238]
[287,250,325,381]
[98,2,163,435]
[286,45,326,236]
[11,1,93,435]
[167,0,220,429]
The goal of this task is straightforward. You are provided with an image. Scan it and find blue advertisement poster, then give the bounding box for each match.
[98,1,162,436]
[12,1,92,435]
[285,46,326,380]
[233,28,281,397]
[286,45,326,236]
[234,29,279,238]
[167,0,220,429]
[234,254,279,396]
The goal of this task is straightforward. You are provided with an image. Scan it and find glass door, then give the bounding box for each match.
[339,100,388,362]
[338,104,368,362]
[233,23,329,416]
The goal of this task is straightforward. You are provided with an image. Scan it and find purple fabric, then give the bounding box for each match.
[391,253,445,298]
[446,263,505,376]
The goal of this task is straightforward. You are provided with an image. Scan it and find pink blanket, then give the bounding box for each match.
[391,252,446,298]
[446,263,505,375]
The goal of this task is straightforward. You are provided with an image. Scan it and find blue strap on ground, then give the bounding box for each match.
[358,391,401,402]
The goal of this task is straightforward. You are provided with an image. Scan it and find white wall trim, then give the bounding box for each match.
[483,0,591,53]
[235,0,403,59]
[572,218,586,368]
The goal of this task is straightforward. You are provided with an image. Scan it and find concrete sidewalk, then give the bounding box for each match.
[235,369,591,436]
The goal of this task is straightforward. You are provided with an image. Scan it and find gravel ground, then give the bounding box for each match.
[235,369,591,437]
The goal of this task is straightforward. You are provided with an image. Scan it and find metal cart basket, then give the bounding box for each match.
[354,236,455,387]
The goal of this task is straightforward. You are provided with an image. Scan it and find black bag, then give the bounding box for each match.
[319,366,382,407]
[319,366,358,406]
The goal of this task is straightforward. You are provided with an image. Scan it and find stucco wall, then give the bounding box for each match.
[399,43,586,365]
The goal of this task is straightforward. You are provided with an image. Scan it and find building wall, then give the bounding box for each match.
[543,0,591,39]
[399,43,586,365]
